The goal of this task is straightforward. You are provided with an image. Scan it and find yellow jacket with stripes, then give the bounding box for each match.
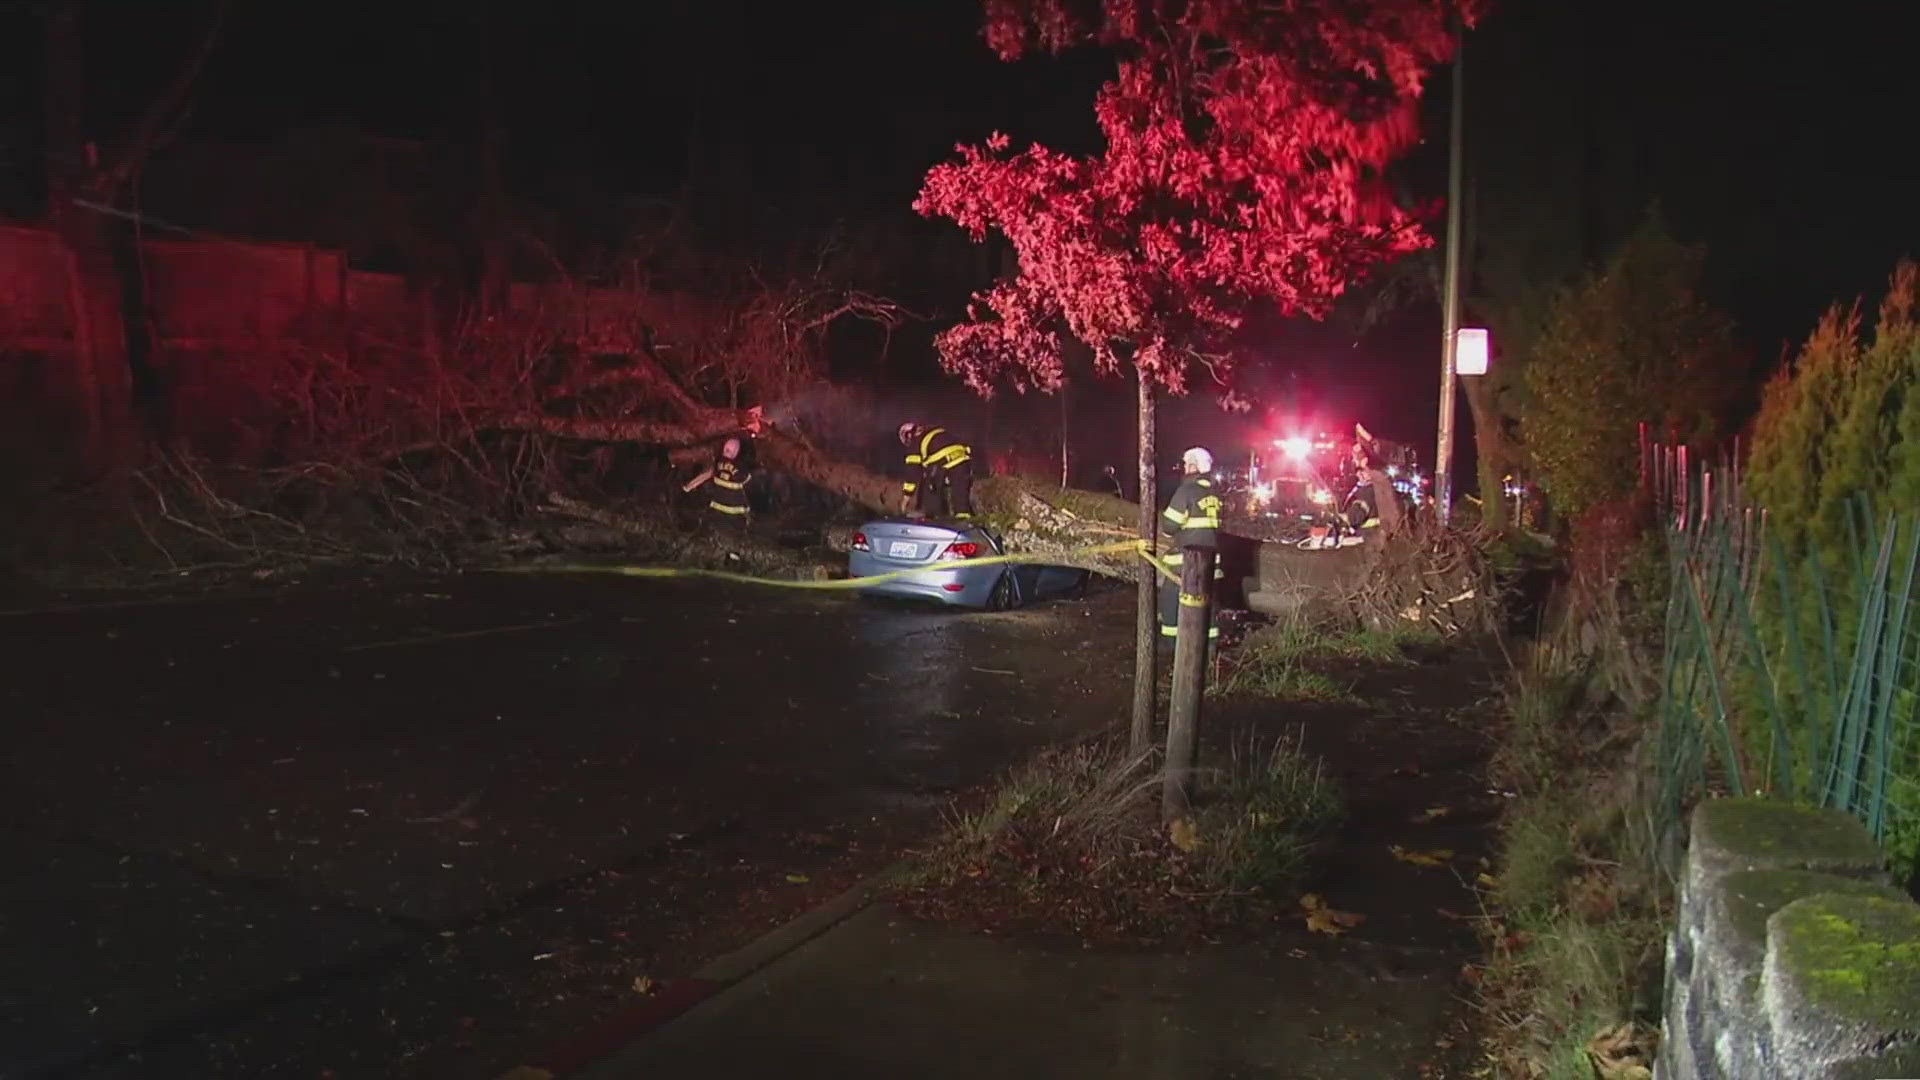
[1159,474,1222,555]
[901,427,971,495]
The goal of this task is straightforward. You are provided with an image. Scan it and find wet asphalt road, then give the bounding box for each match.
[0,572,1133,1077]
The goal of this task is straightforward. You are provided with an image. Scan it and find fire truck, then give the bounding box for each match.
[1236,424,1429,544]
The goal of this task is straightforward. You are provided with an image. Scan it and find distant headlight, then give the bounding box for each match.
[1308,487,1332,505]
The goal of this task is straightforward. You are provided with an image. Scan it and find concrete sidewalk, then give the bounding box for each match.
[575,903,1469,1080]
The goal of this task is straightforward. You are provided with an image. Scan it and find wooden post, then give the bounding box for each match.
[1130,374,1158,753]
[1162,544,1215,824]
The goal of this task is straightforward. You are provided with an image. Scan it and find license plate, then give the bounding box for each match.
[887,540,918,558]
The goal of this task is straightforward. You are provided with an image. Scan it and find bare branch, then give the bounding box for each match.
[502,413,715,445]
[95,0,234,201]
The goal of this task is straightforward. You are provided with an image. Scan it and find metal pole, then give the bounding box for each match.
[1162,545,1215,824]
[1434,28,1465,524]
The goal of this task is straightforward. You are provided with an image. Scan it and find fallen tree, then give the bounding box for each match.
[67,253,1171,577]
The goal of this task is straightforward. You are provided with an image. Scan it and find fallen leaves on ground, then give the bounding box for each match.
[1301,893,1365,935]
[1410,806,1451,822]
[1585,1021,1658,1080]
[1390,844,1454,867]
[1168,817,1201,852]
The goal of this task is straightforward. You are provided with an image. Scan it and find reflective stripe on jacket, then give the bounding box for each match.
[709,459,750,513]
[903,427,971,493]
[1159,475,1222,550]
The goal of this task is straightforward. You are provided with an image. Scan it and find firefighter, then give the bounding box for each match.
[683,435,753,552]
[1350,422,1402,532]
[1157,446,1224,653]
[897,422,974,520]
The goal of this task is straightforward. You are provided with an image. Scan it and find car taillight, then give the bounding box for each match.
[939,541,981,560]
[852,531,870,552]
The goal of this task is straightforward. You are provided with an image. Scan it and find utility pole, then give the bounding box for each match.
[1434,27,1466,524]
[1161,544,1215,824]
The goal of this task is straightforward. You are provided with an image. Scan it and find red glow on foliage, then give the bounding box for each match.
[921,0,1476,397]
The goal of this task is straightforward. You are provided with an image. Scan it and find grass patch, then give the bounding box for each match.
[898,734,1343,943]
[1487,653,1588,794]
[1211,616,1445,703]
[1493,794,1578,916]
[1481,902,1665,1080]
[1200,736,1346,894]
[1475,645,1669,1080]
[1214,656,1359,704]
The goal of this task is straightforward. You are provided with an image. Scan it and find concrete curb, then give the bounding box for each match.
[497,860,914,1080]
[692,862,909,985]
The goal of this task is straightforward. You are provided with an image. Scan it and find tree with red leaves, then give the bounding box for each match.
[917,0,1475,748]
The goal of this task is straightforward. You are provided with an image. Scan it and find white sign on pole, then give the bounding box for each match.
[1455,327,1489,376]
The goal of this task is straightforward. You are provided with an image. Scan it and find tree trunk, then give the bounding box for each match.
[1059,384,1070,488]
[44,1,133,470]
[1461,374,1507,532]
[502,401,901,517]
[1131,373,1158,754]
[52,220,135,468]
[754,427,900,514]
[41,0,230,472]
[470,7,509,315]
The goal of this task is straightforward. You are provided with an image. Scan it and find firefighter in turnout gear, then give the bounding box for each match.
[683,436,753,552]
[1158,446,1224,652]
[898,422,974,520]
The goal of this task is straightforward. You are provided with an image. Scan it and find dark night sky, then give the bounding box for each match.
[4,0,1919,457]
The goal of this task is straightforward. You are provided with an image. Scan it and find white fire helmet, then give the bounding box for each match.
[898,422,920,444]
[722,437,741,459]
[1182,446,1214,473]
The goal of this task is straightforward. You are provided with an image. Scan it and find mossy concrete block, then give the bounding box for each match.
[1706,871,1909,1010]
[1695,872,1907,1077]
[1661,802,1899,1080]
[1685,800,1888,908]
[1763,893,1920,1078]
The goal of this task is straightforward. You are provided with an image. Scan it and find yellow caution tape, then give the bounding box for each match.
[495,538,1167,592]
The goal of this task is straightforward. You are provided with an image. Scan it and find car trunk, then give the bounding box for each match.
[856,521,986,565]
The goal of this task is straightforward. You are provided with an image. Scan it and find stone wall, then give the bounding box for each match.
[1658,799,1920,1079]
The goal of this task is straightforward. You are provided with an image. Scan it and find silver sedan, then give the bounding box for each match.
[848,519,1089,609]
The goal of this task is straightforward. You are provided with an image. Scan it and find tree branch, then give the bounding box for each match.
[797,291,923,332]
[93,0,233,202]
[500,412,734,446]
